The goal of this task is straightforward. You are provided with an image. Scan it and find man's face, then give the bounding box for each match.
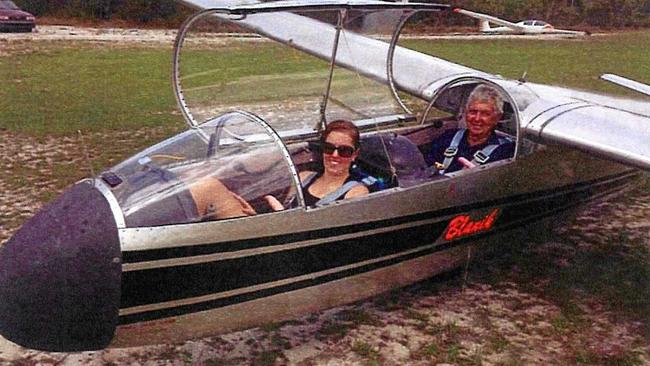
[465,100,501,142]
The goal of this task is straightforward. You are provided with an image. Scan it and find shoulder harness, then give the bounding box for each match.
[439,129,512,174]
[302,172,370,206]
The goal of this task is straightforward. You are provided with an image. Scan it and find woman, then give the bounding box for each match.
[191,120,369,218]
[266,119,369,210]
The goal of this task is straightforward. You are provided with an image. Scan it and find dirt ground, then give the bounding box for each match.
[0,24,178,44]
[0,26,649,365]
[0,23,596,48]
[0,128,648,365]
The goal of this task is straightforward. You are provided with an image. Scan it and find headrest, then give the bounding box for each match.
[358,133,429,187]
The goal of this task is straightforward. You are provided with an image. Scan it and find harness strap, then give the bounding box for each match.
[302,172,366,206]
[440,129,466,174]
[301,172,319,188]
[471,136,512,165]
[315,180,363,206]
[471,144,499,165]
[360,175,377,186]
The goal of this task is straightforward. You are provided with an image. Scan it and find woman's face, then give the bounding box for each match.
[322,131,358,177]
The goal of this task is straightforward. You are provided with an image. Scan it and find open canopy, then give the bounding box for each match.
[100,0,649,228]
[173,0,449,134]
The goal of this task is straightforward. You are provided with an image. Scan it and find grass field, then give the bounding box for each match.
[0,45,178,135]
[0,31,648,136]
[407,31,650,93]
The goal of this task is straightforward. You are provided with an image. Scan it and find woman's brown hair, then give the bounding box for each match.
[320,119,360,148]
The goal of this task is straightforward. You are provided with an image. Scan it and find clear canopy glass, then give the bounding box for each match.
[108,112,300,227]
[174,6,438,132]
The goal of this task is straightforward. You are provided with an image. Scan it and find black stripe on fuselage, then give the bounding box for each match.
[118,238,460,325]
[121,171,637,264]
[120,219,450,308]
[121,201,457,264]
[496,170,634,229]
[118,171,637,324]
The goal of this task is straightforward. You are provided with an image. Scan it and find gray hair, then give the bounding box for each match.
[467,84,504,115]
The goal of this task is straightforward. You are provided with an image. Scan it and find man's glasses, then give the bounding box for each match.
[321,142,357,158]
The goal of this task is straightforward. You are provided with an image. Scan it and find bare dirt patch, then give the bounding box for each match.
[0,23,605,57]
[0,25,177,58]
[0,128,172,243]
[0,24,178,45]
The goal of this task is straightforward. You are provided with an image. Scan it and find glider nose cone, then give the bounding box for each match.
[0,181,122,351]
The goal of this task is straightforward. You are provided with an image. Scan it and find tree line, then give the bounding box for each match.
[13,0,650,28]
[14,0,190,23]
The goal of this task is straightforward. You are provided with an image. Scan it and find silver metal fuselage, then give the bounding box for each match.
[110,143,636,346]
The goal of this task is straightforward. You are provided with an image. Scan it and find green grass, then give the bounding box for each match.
[1,31,649,136]
[467,176,650,341]
[252,350,282,366]
[405,31,650,96]
[422,342,440,358]
[575,348,644,366]
[179,43,331,114]
[351,340,380,361]
[404,308,429,322]
[336,308,383,326]
[318,321,350,339]
[260,321,283,333]
[487,333,509,353]
[0,44,180,135]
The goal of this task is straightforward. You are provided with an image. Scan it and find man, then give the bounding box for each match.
[424,84,515,174]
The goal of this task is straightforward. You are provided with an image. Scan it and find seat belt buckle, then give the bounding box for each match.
[361,176,377,186]
[473,150,490,164]
[444,146,458,157]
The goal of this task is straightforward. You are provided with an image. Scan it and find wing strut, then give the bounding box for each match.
[319,9,345,131]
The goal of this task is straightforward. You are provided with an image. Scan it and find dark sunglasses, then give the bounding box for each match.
[321,142,357,158]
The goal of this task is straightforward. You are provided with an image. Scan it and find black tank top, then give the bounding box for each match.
[302,173,357,206]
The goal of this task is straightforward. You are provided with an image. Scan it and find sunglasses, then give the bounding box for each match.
[321,142,357,158]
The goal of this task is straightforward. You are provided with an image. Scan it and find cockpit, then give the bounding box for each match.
[98,1,533,228]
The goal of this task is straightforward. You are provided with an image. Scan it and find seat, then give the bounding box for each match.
[356,133,430,188]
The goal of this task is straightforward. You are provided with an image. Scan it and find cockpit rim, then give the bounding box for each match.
[421,75,523,160]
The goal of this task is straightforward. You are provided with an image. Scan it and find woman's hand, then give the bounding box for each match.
[264,195,285,211]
